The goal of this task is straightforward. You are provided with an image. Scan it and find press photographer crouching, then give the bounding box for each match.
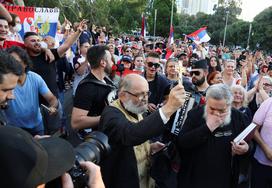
[0,126,106,188]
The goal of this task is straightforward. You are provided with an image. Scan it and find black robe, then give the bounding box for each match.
[98,105,166,188]
[177,106,247,188]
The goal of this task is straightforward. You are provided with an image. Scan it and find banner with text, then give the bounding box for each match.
[4,5,59,38]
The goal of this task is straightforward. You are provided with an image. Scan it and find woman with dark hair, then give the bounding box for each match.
[4,46,59,136]
[208,56,221,73]
[133,54,145,74]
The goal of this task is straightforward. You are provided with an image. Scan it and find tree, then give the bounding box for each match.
[225,20,250,47]
[250,6,272,51]
[148,0,178,37]
[24,0,148,35]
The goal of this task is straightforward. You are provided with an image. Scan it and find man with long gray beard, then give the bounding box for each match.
[177,83,249,188]
[99,73,187,188]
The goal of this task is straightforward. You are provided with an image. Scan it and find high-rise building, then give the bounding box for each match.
[176,0,218,15]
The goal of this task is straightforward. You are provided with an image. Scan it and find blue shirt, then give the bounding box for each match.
[4,71,50,130]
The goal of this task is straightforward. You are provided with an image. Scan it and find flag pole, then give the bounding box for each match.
[170,0,174,27]
[246,23,252,49]
[153,9,157,49]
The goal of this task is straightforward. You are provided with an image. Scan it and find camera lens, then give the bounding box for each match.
[74,131,110,164]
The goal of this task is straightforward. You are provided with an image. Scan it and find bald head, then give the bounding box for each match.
[118,74,149,114]
[119,74,148,92]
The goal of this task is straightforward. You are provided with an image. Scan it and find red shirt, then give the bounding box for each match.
[0,40,25,49]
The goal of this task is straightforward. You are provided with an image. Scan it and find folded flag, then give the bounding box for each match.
[187,27,210,44]
[141,13,147,37]
[168,24,174,45]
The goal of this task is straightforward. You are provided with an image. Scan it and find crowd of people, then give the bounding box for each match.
[0,2,272,188]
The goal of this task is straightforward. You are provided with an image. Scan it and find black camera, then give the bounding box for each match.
[69,131,111,188]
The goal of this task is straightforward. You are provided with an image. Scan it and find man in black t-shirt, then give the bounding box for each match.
[72,45,114,137]
[23,20,88,134]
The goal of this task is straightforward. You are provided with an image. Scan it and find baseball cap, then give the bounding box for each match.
[0,126,75,188]
[191,59,208,70]
[121,55,133,63]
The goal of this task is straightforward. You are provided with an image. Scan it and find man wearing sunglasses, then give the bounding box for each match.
[144,52,171,113]
[189,59,210,106]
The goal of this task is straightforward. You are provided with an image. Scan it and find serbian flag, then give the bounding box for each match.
[187,27,210,44]
[168,25,174,45]
[141,13,147,37]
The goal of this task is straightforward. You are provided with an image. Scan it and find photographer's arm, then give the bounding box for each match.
[80,162,105,188]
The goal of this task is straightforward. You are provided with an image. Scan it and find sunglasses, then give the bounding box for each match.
[126,50,132,53]
[190,70,201,76]
[147,62,160,68]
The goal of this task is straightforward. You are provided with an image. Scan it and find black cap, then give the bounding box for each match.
[0,126,75,188]
[121,55,133,63]
[191,59,208,70]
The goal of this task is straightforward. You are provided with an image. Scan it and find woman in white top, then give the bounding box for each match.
[222,59,241,87]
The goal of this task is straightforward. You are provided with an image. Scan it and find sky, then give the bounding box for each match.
[239,0,272,21]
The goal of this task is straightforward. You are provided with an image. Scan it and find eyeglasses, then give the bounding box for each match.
[126,50,132,53]
[263,83,272,87]
[124,90,151,100]
[147,62,160,68]
[190,70,201,76]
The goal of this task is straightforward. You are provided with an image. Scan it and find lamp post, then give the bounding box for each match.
[222,10,229,47]
[246,23,252,49]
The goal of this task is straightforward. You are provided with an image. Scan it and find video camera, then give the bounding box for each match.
[69,131,110,188]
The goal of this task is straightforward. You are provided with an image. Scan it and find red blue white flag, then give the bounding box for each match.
[5,5,60,38]
[187,27,210,44]
[141,13,146,37]
[168,24,174,45]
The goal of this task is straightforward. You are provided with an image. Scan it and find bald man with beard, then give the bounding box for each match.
[99,74,187,188]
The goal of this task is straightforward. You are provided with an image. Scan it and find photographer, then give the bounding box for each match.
[99,74,186,188]
[0,126,105,188]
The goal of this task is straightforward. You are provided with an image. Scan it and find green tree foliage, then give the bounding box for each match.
[225,20,250,47]
[21,0,272,51]
[147,0,178,37]
[251,6,272,51]
[24,0,148,34]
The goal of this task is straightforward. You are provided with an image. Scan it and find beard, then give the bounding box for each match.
[203,106,232,127]
[123,98,148,114]
[104,63,112,75]
[192,75,205,86]
[0,102,9,109]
